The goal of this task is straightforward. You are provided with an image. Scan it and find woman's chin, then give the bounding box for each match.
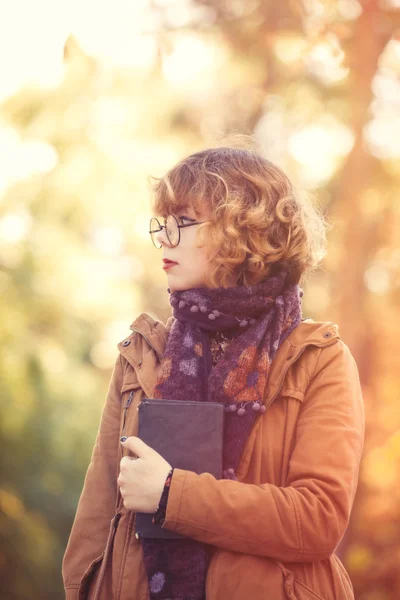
[168,282,185,292]
[166,277,205,292]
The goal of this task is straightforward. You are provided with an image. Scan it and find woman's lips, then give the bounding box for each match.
[162,259,178,270]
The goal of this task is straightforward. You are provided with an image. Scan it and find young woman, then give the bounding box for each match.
[62,143,364,600]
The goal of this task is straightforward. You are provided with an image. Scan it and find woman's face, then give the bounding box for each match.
[155,205,211,292]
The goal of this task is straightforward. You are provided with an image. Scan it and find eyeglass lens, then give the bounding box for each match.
[165,215,179,246]
[149,215,179,248]
[149,218,161,248]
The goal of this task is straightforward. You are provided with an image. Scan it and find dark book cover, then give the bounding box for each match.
[135,398,224,539]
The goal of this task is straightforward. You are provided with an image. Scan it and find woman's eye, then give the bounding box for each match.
[179,215,195,223]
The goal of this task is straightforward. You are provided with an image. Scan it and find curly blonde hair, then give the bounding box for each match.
[149,136,327,288]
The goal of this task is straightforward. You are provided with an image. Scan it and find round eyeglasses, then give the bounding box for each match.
[149,215,205,249]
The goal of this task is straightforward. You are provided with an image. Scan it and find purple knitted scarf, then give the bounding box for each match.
[141,270,302,599]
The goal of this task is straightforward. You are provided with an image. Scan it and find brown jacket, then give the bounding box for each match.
[62,313,364,600]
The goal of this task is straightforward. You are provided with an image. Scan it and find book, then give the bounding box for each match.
[135,398,224,539]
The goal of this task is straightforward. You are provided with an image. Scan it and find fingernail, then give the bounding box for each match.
[120,436,127,442]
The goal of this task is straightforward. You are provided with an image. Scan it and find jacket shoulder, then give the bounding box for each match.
[292,320,359,386]
[116,312,174,361]
[287,318,340,348]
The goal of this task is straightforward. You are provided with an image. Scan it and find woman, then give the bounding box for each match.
[62,142,364,600]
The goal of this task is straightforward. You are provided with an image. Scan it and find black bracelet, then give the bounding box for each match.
[152,468,174,526]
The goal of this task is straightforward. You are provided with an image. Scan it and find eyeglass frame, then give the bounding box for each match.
[149,214,206,248]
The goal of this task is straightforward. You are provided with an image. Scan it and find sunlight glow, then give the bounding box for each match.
[90,226,125,256]
[288,118,354,185]
[0,0,69,102]
[0,211,32,243]
[162,34,228,86]
[0,123,58,196]
[305,39,349,84]
[364,262,391,294]
[274,35,308,65]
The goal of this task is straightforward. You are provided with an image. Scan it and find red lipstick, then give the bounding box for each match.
[162,258,178,270]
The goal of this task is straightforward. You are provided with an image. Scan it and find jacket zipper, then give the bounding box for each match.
[93,331,156,599]
[92,512,121,600]
[121,390,134,437]
[113,391,139,598]
[115,390,136,512]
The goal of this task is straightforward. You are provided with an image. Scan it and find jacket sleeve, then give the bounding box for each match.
[161,340,365,562]
[62,353,123,593]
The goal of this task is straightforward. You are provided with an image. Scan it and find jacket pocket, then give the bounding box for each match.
[293,580,327,600]
[206,550,290,600]
[80,512,121,600]
[78,553,104,600]
[278,564,327,600]
[116,386,143,513]
[65,588,79,600]
[331,554,354,598]
[205,547,219,598]
[279,388,305,403]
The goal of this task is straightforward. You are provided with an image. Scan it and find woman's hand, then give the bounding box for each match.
[117,436,172,513]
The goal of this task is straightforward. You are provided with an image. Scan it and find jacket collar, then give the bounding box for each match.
[128,312,175,360]
[117,313,339,398]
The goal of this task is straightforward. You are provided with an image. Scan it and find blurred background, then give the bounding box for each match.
[1,0,400,598]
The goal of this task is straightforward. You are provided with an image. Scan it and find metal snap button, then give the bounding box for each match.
[122,339,131,347]
[323,332,332,338]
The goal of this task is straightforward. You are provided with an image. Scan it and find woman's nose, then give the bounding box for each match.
[155,226,172,248]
